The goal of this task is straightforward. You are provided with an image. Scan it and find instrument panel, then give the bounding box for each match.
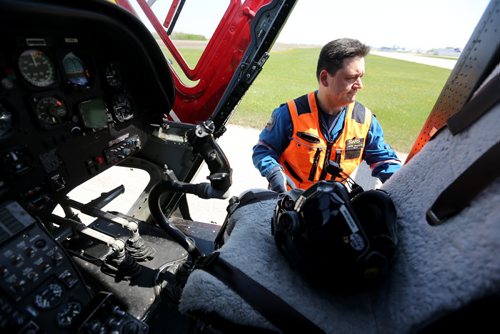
[2,36,137,134]
[0,25,170,216]
[0,1,177,332]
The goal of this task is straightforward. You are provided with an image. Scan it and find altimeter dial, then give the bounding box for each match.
[18,49,56,88]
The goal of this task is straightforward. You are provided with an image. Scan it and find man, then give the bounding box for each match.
[252,38,402,193]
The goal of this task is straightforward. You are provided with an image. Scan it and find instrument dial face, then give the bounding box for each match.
[56,301,82,328]
[35,96,67,126]
[34,282,64,309]
[112,94,133,122]
[63,52,90,87]
[18,49,56,87]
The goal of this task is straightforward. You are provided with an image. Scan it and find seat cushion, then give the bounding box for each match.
[179,103,500,333]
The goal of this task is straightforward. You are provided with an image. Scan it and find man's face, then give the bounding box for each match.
[321,56,365,109]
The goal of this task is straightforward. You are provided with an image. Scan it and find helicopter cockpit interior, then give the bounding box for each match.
[0,0,260,332]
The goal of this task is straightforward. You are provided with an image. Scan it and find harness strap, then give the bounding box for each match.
[426,141,500,225]
[447,71,500,135]
[196,252,325,334]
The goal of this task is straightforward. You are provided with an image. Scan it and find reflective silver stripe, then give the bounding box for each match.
[340,205,358,233]
[370,159,401,170]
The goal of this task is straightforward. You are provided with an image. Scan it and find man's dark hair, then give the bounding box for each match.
[316,38,370,80]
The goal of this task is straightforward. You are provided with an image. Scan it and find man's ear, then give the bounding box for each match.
[319,70,329,87]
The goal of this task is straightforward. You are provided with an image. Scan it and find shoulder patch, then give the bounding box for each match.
[265,113,276,131]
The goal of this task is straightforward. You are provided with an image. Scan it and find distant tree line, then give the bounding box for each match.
[152,31,207,41]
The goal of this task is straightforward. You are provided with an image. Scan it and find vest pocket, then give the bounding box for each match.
[283,160,303,184]
[297,131,321,143]
[283,138,326,185]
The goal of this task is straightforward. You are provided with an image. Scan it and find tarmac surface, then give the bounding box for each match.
[68,50,453,225]
[370,51,457,69]
[186,125,408,224]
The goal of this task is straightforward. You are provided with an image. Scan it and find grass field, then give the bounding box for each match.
[170,47,451,153]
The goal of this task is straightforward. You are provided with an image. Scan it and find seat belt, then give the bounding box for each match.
[447,71,500,135]
[426,141,500,225]
[196,252,325,334]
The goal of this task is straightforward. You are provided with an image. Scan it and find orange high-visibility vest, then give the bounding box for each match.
[279,92,372,189]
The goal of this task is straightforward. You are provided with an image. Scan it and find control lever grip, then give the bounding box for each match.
[87,185,125,210]
[188,120,232,191]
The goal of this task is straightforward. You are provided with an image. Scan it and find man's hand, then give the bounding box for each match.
[266,166,287,193]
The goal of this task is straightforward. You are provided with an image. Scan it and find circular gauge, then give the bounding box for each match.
[34,282,64,310]
[18,49,56,88]
[112,94,133,122]
[105,63,122,87]
[63,52,90,87]
[0,102,13,138]
[56,301,82,328]
[35,96,67,126]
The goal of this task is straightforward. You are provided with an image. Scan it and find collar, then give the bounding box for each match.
[314,91,346,116]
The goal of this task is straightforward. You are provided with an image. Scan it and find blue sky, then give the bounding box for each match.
[141,0,491,51]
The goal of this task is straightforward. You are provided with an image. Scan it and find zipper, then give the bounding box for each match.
[308,148,322,181]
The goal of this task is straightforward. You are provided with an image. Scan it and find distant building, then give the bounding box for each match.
[427,47,461,57]
[379,46,406,52]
